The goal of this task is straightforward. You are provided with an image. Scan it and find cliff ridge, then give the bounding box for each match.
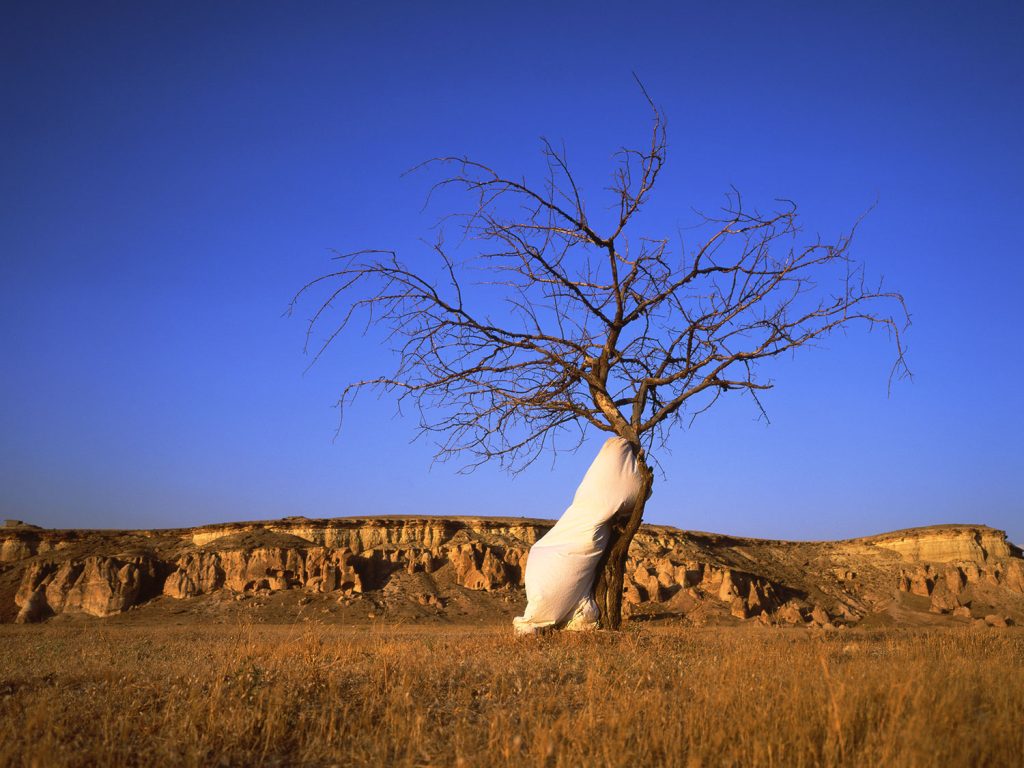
[2,517,1020,628]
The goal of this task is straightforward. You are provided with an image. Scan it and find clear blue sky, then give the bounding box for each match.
[2,2,1021,544]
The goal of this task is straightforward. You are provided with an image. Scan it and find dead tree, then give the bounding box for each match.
[293,88,909,629]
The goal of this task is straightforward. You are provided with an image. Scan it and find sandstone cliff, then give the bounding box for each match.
[1,517,1020,628]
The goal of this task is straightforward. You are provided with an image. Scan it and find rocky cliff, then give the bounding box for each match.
[1,517,1021,628]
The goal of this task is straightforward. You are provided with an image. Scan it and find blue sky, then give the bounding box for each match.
[2,2,1022,544]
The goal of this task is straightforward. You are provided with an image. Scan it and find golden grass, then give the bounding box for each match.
[0,622,1021,767]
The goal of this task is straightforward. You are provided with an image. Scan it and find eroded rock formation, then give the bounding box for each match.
[1,518,1021,627]
[14,553,161,621]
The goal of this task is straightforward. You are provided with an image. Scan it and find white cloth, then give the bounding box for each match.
[513,437,644,634]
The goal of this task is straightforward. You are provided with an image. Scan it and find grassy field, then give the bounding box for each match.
[0,621,1021,767]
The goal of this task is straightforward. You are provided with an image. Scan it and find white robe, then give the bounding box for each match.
[513,437,644,634]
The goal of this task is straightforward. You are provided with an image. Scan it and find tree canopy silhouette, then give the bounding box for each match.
[293,86,910,628]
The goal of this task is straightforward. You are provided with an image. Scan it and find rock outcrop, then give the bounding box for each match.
[13,553,162,619]
[1,518,1021,627]
[870,526,1012,563]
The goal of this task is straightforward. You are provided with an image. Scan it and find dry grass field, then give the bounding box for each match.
[0,621,1021,767]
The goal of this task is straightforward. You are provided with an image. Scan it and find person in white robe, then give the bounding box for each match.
[513,437,644,635]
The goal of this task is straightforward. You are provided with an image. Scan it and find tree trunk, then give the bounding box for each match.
[593,459,654,629]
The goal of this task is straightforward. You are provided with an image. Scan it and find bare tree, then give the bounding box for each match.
[292,87,909,629]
